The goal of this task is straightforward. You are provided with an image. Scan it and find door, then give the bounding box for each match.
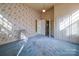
[37,20,45,35]
[45,20,49,36]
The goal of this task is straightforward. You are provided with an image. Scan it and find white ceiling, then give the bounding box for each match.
[26,3,54,12]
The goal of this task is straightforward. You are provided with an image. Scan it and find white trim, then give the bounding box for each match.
[17,37,28,56]
[17,44,24,56]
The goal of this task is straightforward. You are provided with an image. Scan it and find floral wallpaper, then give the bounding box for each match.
[0,3,40,45]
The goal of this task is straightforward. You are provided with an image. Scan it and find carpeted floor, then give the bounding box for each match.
[0,35,79,56]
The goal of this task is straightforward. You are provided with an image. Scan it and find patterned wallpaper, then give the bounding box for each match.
[0,3,40,45]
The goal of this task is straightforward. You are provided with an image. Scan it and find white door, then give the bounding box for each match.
[37,20,45,35]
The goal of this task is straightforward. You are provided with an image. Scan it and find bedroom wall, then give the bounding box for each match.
[54,3,79,43]
[0,3,40,45]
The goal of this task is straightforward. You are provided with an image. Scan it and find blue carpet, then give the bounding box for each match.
[0,35,79,56]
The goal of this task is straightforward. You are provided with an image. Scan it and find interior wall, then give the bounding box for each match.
[0,3,40,45]
[54,3,79,43]
[42,7,54,37]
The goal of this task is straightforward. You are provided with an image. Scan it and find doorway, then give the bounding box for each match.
[35,20,37,32]
[45,20,49,36]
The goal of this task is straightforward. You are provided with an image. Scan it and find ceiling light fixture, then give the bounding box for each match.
[42,10,46,12]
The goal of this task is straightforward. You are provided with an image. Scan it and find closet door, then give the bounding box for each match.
[37,20,45,35]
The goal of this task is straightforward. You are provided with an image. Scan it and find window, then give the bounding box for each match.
[0,14,3,18]
[66,23,78,36]
[59,17,70,30]
[59,10,79,36]
[60,10,79,31]
[1,28,8,34]
[0,14,12,31]
[0,18,3,25]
